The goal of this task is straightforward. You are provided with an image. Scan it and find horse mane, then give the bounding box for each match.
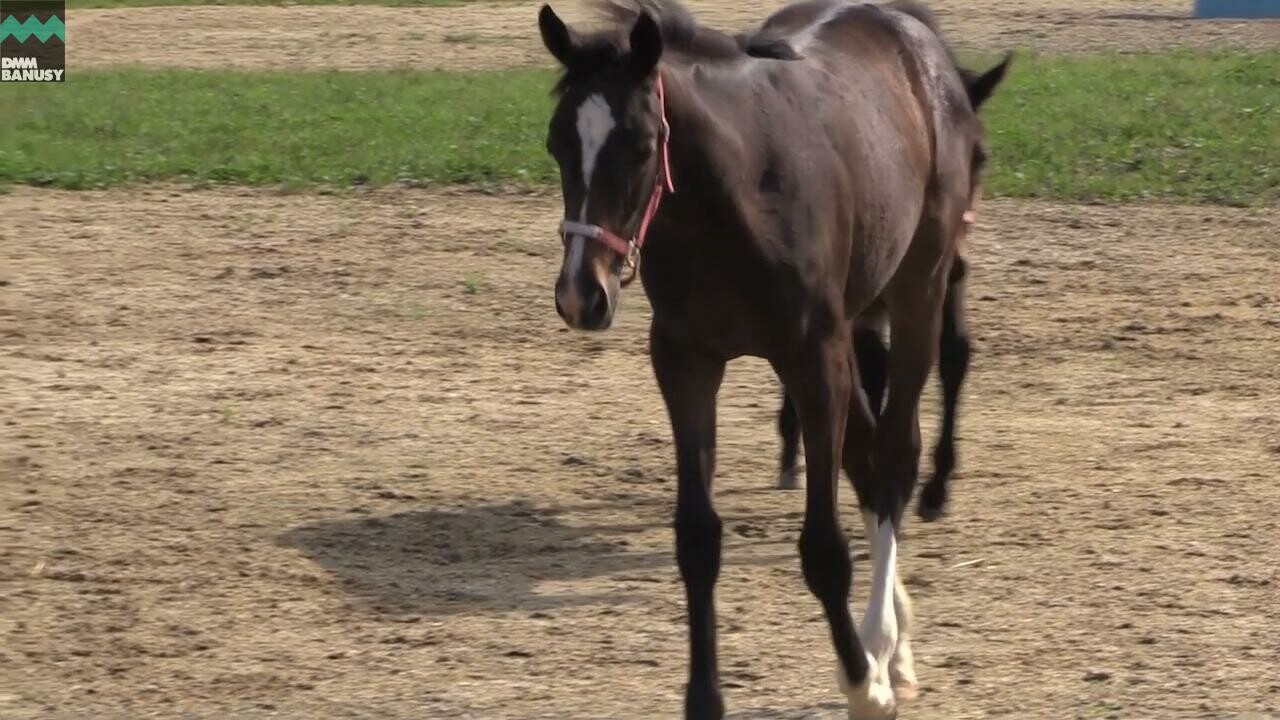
[551,0,745,96]
[593,0,744,59]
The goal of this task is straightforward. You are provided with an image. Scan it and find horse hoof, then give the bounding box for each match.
[891,680,919,701]
[846,692,897,720]
[840,662,897,720]
[916,483,947,522]
[776,466,803,490]
[916,500,944,522]
[684,688,725,719]
[890,652,918,700]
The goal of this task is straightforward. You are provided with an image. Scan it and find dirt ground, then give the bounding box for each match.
[70,0,1280,71]
[3,186,1279,718]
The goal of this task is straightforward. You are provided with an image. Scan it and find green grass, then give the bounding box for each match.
[1,52,1276,205]
[976,51,1279,206]
[462,272,489,294]
[0,68,555,189]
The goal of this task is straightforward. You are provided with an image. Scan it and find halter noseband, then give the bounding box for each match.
[558,74,675,287]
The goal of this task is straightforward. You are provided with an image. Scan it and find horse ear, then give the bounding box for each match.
[966,51,1014,111]
[539,4,577,67]
[628,11,663,76]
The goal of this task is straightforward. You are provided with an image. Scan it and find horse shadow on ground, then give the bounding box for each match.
[278,498,795,617]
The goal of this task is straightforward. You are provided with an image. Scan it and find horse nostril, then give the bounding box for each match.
[555,294,567,320]
[582,283,610,327]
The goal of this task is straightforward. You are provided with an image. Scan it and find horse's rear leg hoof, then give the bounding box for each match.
[889,644,918,700]
[916,480,947,522]
[916,501,944,522]
[849,707,897,720]
[845,685,897,720]
[890,673,919,701]
[776,466,804,490]
[840,660,897,720]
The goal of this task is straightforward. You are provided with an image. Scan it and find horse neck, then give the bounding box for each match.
[655,63,751,240]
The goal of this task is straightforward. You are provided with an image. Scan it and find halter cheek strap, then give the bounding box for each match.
[558,74,675,287]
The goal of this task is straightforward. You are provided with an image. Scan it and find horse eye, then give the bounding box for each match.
[629,131,656,157]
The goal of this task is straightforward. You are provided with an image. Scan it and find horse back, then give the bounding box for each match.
[746,1,978,308]
[751,0,977,188]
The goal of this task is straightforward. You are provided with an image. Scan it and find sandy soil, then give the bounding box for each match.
[3,186,1279,719]
[69,0,1280,72]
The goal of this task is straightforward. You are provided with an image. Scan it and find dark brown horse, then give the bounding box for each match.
[776,37,1007,515]
[776,257,969,518]
[539,0,1009,716]
[775,196,978,520]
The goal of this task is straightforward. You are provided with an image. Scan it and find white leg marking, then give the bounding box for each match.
[890,574,918,699]
[557,94,617,315]
[842,510,898,718]
[860,510,917,700]
[840,661,897,720]
[861,509,879,559]
[862,518,899,677]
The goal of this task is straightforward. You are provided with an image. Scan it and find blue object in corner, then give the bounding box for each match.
[1193,0,1280,18]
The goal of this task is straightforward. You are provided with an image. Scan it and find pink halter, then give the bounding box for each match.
[558,74,675,287]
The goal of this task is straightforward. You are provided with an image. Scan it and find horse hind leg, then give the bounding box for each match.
[853,317,888,417]
[776,390,803,489]
[889,574,917,697]
[782,332,895,720]
[846,385,918,705]
[859,236,954,709]
[847,303,918,699]
[858,509,917,699]
[776,318,884,492]
[918,254,971,522]
[822,332,897,718]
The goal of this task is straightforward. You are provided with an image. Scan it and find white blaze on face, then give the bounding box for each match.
[559,93,617,303]
[577,93,616,199]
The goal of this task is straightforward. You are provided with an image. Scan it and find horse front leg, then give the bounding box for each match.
[650,321,727,719]
[780,330,895,720]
